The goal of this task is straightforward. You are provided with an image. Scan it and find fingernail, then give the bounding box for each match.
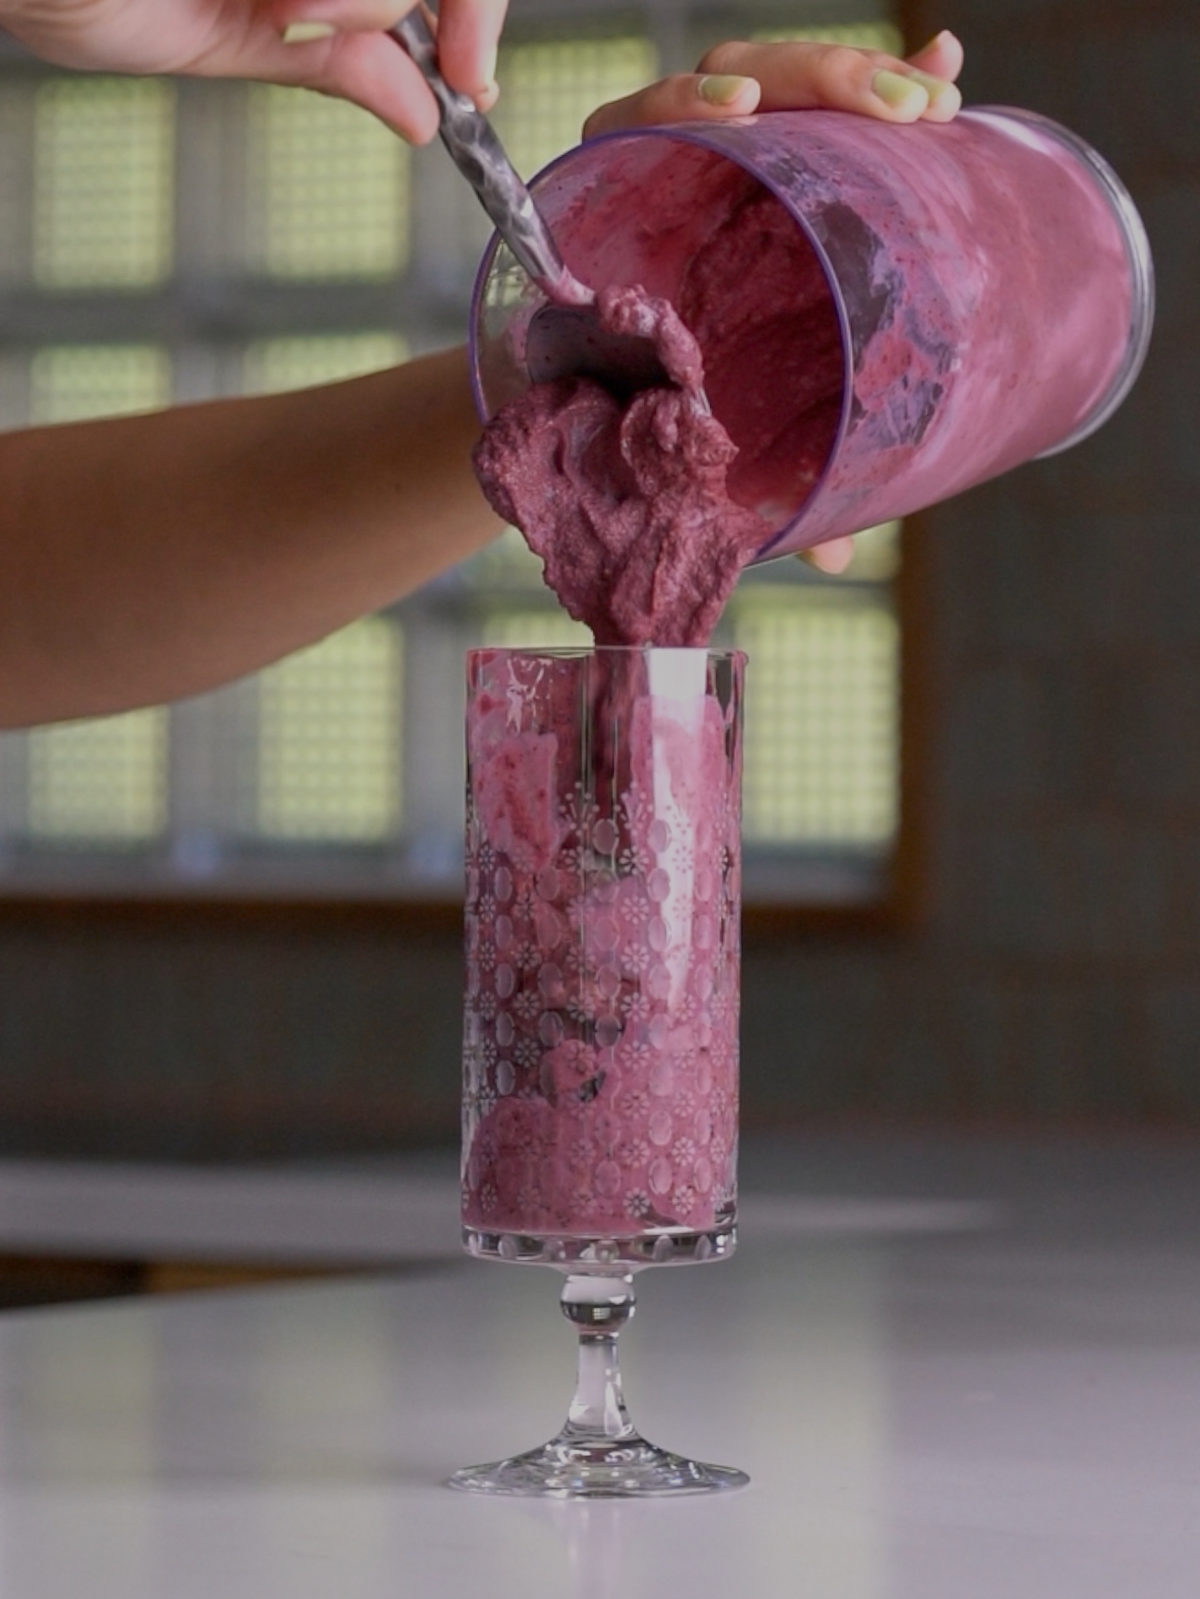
[282,21,336,43]
[872,69,930,113]
[698,74,755,106]
[478,41,499,96]
[906,69,961,111]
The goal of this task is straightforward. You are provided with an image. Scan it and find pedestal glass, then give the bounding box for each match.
[452,646,747,1496]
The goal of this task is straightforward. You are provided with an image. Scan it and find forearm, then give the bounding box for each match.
[0,344,502,727]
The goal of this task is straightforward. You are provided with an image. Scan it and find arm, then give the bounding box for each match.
[0,345,501,727]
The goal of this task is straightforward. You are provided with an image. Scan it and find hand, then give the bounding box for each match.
[585,30,964,140]
[584,30,964,575]
[0,0,508,142]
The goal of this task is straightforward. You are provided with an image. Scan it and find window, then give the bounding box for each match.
[0,2,905,908]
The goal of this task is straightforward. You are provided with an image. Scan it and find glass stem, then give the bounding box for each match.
[559,1273,640,1444]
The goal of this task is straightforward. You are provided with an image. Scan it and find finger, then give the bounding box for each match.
[798,536,856,575]
[276,0,506,104]
[274,28,442,142]
[699,39,960,123]
[436,0,509,102]
[275,0,414,31]
[906,29,964,85]
[583,71,761,140]
[730,39,961,121]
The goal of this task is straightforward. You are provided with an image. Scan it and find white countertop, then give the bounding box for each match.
[1,1131,1198,1597]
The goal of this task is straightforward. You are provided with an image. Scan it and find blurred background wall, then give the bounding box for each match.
[0,0,1195,1160]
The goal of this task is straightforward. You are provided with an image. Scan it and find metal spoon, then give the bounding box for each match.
[389,11,674,396]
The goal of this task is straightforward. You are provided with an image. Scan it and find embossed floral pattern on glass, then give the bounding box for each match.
[462,647,743,1262]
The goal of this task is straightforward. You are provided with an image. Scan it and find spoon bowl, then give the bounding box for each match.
[523,304,673,395]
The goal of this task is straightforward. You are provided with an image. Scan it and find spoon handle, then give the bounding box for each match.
[390,11,591,305]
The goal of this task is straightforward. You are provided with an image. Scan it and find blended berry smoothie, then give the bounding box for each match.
[474,286,769,646]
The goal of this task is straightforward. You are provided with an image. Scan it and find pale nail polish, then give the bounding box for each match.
[478,42,499,96]
[698,74,754,107]
[906,69,962,110]
[872,69,930,113]
[282,21,336,44]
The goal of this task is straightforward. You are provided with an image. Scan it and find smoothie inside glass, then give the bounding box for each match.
[462,645,743,1264]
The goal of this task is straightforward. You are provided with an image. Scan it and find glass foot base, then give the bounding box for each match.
[448,1436,749,1498]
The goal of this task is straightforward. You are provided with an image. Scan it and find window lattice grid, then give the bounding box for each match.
[255,618,404,842]
[733,592,899,846]
[461,525,549,592]
[493,35,658,181]
[29,344,172,423]
[244,86,410,281]
[464,517,899,600]
[25,709,168,843]
[32,77,175,290]
[0,78,31,290]
[834,518,901,584]
[480,609,594,650]
[243,332,410,395]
